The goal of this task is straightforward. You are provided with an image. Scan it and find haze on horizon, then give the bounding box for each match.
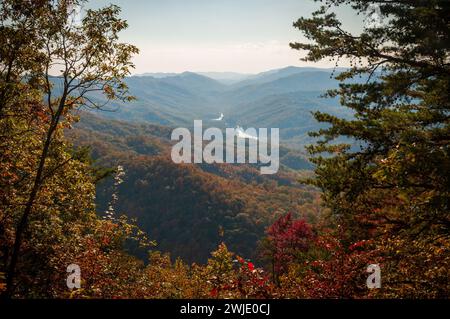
[88,0,360,74]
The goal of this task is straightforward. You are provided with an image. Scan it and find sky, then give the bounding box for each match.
[86,0,361,74]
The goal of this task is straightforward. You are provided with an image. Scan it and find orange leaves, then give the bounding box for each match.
[349,240,372,251]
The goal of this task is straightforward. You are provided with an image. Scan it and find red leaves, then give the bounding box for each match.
[264,213,314,277]
[209,288,218,297]
[234,256,273,298]
[299,233,381,299]
[349,240,371,251]
[267,213,313,250]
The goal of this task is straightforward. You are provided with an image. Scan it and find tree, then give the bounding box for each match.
[0,0,48,117]
[291,0,449,297]
[193,243,273,299]
[260,213,313,285]
[0,0,138,297]
[280,231,380,299]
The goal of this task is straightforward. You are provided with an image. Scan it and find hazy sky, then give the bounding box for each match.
[87,0,361,74]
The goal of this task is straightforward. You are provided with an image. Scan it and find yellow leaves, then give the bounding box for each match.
[396,192,409,203]
[103,84,118,100]
[372,168,388,183]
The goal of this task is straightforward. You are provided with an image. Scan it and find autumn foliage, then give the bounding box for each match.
[1,0,449,299]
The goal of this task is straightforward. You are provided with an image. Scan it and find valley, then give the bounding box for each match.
[86,66,354,150]
[66,66,349,263]
[68,111,322,263]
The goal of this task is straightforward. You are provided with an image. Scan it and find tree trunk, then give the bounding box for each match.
[3,96,65,298]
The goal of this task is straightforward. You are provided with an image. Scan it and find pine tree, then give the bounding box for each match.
[291,0,449,297]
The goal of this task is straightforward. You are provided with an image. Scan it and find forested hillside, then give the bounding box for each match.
[67,114,321,263]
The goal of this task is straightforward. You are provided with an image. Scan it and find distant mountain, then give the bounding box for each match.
[86,66,350,149]
[230,66,320,87]
[223,71,340,105]
[89,72,227,126]
[197,72,253,85]
[135,66,342,87]
[135,72,178,78]
[135,71,252,85]
[159,72,225,95]
[226,91,352,148]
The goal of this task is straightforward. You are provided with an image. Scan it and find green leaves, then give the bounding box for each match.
[292,0,450,297]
